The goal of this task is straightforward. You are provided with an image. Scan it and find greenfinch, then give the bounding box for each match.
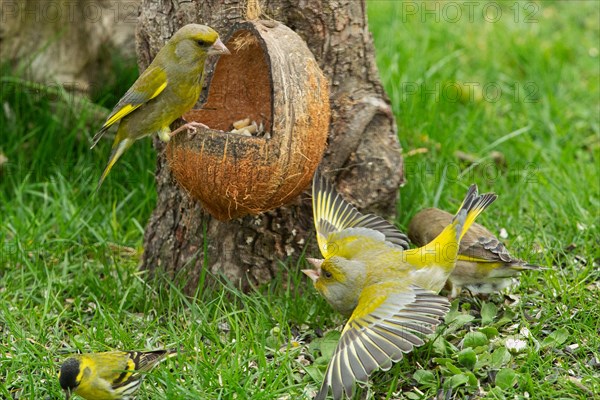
[91,24,230,189]
[408,207,542,297]
[58,349,176,399]
[303,175,497,399]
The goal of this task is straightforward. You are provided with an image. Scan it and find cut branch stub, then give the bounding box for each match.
[166,20,330,221]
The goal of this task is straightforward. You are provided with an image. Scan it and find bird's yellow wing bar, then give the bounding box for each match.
[91,66,168,148]
[102,66,168,129]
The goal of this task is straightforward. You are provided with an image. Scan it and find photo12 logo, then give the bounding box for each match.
[403,160,539,185]
[400,81,539,104]
[1,1,139,23]
[400,1,539,24]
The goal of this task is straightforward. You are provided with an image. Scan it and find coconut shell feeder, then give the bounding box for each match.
[167,20,330,221]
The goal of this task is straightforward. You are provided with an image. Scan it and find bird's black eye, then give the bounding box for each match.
[197,40,207,46]
[323,270,333,279]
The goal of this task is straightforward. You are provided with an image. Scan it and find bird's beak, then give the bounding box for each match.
[208,38,230,55]
[307,258,324,269]
[302,258,323,282]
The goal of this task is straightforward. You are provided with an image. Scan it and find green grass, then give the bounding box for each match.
[1,1,599,398]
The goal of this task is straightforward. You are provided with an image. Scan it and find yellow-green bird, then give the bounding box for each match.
[92,24,230,189]
[58,349,176,400]
[303,175,497,399]
[408,207,542,297]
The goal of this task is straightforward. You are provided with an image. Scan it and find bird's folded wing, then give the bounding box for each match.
[460,235,515,263]
[92,66,168,146]
[110,351,164,396]
[459,228,542,269]
[315,283,450,400]
[312,174,410,257]
[92,352,138,393]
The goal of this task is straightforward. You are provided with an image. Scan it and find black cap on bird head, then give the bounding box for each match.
[59,357,81,399]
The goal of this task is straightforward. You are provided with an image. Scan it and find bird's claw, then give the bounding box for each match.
[170,121,209,137]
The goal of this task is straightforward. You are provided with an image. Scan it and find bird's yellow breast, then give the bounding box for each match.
[74,361,119,400]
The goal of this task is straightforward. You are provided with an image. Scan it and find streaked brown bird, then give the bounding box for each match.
[408,207,542,297]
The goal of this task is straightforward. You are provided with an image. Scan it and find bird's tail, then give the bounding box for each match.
[453,184,498,243]
[90,125,109,149]
[96,137,133,192]
[405,185,497,270]
[514,262,545,270]
[134,349,179,372]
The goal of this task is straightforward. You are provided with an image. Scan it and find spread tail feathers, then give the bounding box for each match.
[453,184,498,242]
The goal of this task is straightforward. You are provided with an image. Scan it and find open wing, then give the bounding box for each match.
[315,283,450,400]
[312,174,410,258]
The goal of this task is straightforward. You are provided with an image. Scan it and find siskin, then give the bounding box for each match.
[58,349,176,399]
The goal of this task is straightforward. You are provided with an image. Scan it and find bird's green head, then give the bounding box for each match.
[168,24,230,64]
[304,258,345,287]
[303,257,365,316]
[59,357,83,399]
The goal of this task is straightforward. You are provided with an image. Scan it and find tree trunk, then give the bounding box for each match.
[139,0,404,292]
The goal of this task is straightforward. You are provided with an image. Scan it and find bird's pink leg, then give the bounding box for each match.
[169,121,209,138]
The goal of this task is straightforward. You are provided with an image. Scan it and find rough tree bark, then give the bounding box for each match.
[138,0,404,292]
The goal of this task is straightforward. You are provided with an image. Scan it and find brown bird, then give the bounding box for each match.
[408,207,542,297]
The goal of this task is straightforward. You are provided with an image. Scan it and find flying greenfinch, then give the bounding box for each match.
[303,174,497,399]
[91,24,230,189]
[408,207,542,298]
[59,349,177,399]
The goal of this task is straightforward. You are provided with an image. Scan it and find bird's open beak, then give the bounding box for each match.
[302,258,324,282]
[208,38,230,55]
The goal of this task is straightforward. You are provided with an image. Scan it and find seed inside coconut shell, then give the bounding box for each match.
[166,20,330,221]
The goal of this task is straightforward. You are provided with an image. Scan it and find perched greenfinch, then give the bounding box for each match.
[58,349,176,399]
[408,207,542,297]
[92,24,230,189]
[303,175,497,399]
